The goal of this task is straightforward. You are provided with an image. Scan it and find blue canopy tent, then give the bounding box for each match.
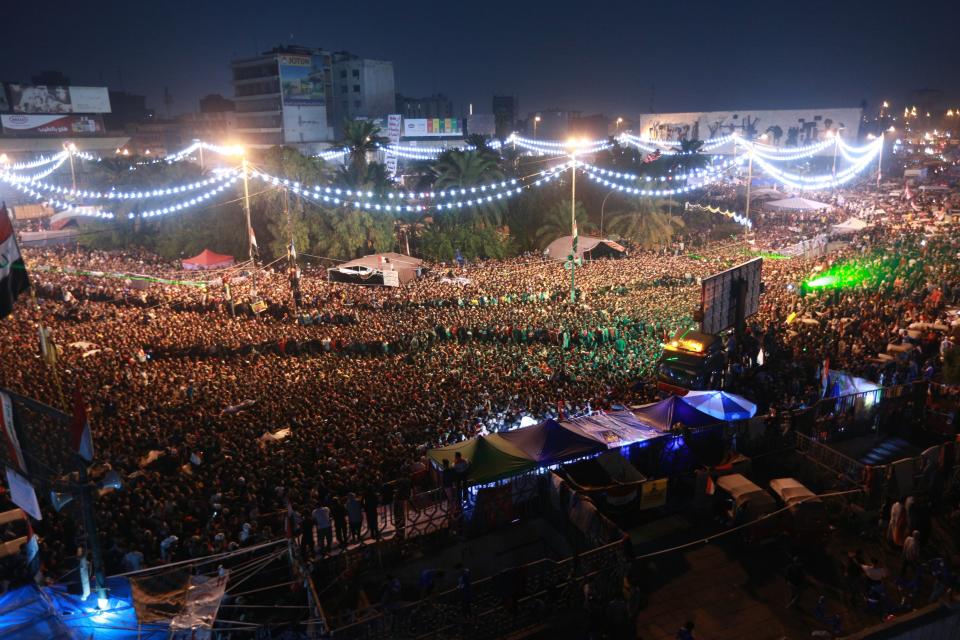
[679,391,757,422]
[559,410,664,448]
[498,418,605,464]
[631,396,720,430]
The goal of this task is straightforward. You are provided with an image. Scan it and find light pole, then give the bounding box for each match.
[565,139,583,304]
[64,142,78,190]
[534,115,541,140]
[616,117,623,133]
[744,152,754,222]
[600,188,617,238]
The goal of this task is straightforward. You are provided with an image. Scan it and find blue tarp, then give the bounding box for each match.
[0,584,72,640]
[631,396,720,430]
[498,418,605,464]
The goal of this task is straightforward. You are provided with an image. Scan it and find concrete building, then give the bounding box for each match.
[493,95,516,139]
[231,45,334,150]
[329,52,395,136]
[396,93,453,119]
[231,46,394,150]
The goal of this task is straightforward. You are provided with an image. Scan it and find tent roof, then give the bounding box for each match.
[337,252,422,270]
[182,249,235,267]
[631,396,721,430]
[679,390,757,422]
[832,217,869,232]
[427,435,536,484]
[544,236,627,261]
[750,188,787,200]
[764,197,831,212]
[823,369,881,396]
[497,418,605,464]
[558,410,663,448]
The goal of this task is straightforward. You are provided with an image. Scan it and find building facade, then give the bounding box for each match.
[396,93,453,120]
[231,46,394,150]
[329,52,395,137]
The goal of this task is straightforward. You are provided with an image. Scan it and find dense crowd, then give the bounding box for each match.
[1,182,959,583]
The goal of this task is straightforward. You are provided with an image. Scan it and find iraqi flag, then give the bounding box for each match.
[70,389,94,462]
[0,203,30,319]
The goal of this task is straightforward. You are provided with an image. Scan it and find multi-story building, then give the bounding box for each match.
[231,46,394,150]
[492,95,516,139]
[329,52,395,136]
[231,45,333,150]
[396,93,453,120]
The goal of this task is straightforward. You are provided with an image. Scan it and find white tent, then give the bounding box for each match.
[832,217,869,234]
[750,188,787,201]
[764,197,831,212]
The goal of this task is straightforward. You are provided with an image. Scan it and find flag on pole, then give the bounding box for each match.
[903,182,913,201]
[572,220,578,254]
[0,203,30,319]
[70,389,94,462]
[248,226,259,256]
[38,326,57,366]
[1,391,41,520]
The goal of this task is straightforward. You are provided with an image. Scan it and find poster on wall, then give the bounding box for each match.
[637,107,862,154]
[1,114,105,136]
[278,55,325,106]
[403,117,463,137]
[7,85,110,114]
[386,114,402,144]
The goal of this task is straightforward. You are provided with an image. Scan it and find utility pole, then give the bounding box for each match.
[196,139,204,171]
[78,461,107,608]
[283,187,300,315]
[241,156,258,307]
[877,132,884,191]
[64,142,77,191]
[570,153,577,304]
[744,152,754,222]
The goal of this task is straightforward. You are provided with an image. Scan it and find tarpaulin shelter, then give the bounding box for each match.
[558,410,663,448]
[428,434,537,484]
[497,418,605,464]
[764,197,831,213]
[679,391,757,422]
[544,236,627,261]
[831,217,869,234]
[181,249,235,270]
[631,396,721,430]
[821,369,881,397]
[328,252,423,287]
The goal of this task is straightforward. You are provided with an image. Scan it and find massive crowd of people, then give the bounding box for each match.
[1,181,959,585]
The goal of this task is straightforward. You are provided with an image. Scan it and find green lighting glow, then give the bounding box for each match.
[803,261,876,290]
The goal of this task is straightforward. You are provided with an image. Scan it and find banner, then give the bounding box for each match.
[8,84,110,114]
[403,117,463,137]
[4,467,41,521]
[639,477,668,510]
[387,114,402,144]
[278,55,325,106]
[2,114,104,136]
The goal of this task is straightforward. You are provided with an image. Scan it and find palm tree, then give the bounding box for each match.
[340,120,387,179]
[534,199,592,249]
[432,150,506,228]
[607,203,684,249]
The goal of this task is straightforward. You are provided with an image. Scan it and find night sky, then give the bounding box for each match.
[3,0,958,119]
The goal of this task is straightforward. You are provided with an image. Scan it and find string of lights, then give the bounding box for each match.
[750,139,882,189]
[580,165,728,197]
[2,150,69,171]
[136,176,242,218]
[0,155,69,183]
[6,181,113,218]
[576,158,738,184]
[684,202,753,228]
[2,168,244,201]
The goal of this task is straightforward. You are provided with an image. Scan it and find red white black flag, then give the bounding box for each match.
[0,203,30,319]
[71,389,94,462]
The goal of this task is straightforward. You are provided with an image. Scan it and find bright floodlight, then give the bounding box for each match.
[224,144,245,156]
[0,154,8,164]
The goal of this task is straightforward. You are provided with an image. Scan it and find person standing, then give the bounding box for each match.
[453,452,470,503]
[362,487,380,540]
[301,508,315,558]
[312,502,332,554]
[346,493,364,543]
[901,530,920,577]
[330,497,348,548]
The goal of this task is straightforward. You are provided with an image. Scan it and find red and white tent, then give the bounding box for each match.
[182,249,235,271]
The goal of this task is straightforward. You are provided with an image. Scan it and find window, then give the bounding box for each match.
[340,85,347,94]
[351,69,359,78]
[339,70,346,78]
[353,84,361,93]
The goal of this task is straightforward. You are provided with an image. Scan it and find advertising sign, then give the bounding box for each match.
[403,117,463,137]
[8,85,111,114]
[2,114,105,136]
[637,107,862,155]
[278,55,325,106]
[386,114,402,144]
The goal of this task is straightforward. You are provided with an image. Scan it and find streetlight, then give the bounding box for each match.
[616,117,624,133]
[565,138,584,304]
[600,188,618,238]
[63,142,78,190]
[534,115,541,139]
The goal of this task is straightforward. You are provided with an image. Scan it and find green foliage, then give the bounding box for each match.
[340,120,387,179]
[607,201,685,249]
[418,226,513,262]
[432,150,505,228]
[533,199,591,249]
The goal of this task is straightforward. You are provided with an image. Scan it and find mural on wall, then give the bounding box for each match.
[638,108,862,154]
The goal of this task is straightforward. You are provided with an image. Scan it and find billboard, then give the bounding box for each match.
[7,84,110,114]
[2,114,105,136]
[403,117,463,137]
[278,54,325,106]
[638,107,862,155]
[700,258,763,334]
